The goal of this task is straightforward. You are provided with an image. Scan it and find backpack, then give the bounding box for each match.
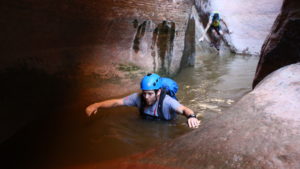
[160,77,178,100]
[140,77,179,120]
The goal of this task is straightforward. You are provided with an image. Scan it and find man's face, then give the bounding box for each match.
[142,90,160,106]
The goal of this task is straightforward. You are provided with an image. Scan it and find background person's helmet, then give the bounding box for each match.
[212,11,220,20]
[140,73,162,90]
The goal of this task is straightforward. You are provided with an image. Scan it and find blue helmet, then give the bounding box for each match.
[140,73,162,90]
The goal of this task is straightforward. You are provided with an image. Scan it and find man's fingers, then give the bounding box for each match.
[192,120,199,128]
[85,105,98,116]
[85,109,91,116]
[88,109,98,116]
[87,111,92,117]
[188,118,200,128]
[188,120,192,128]
[93,109,98,115]
[86,108,92,116]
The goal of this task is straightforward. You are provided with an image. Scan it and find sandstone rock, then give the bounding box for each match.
[253,0,300,87]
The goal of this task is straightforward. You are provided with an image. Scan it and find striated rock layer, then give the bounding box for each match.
[0,0,196,75]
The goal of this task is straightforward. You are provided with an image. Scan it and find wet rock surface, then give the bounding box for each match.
[253,0,300,87]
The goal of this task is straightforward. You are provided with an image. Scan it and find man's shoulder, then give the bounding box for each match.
[126,92,141,97]
[161,94,181,111]
[163,94,173,100]
[162,95,179,104]
[123,92,141,103]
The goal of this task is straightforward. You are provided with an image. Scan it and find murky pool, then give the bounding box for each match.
[176,53,259,121]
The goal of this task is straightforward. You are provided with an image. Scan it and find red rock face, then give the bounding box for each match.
[253,0,300,88]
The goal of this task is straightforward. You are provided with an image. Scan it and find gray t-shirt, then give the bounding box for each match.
[123,93,181,120]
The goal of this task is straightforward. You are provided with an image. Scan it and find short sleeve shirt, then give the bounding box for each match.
[123,93,182,120]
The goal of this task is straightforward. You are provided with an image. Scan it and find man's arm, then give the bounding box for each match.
[85,98,124,116]
[176,105,200,128]
[220,19,232,35]
[220,19,228,28]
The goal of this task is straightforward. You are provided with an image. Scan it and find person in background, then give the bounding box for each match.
[199,11,228,42]
[199,11,236,52]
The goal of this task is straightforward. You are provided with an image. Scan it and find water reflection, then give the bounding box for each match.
[175,53,259,121]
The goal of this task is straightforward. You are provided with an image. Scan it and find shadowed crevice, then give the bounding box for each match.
[133,21,147,53]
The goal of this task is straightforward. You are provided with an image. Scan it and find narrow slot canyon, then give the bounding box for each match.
[1,0,300,169]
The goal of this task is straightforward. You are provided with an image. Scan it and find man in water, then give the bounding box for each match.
[86,73,200,128]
